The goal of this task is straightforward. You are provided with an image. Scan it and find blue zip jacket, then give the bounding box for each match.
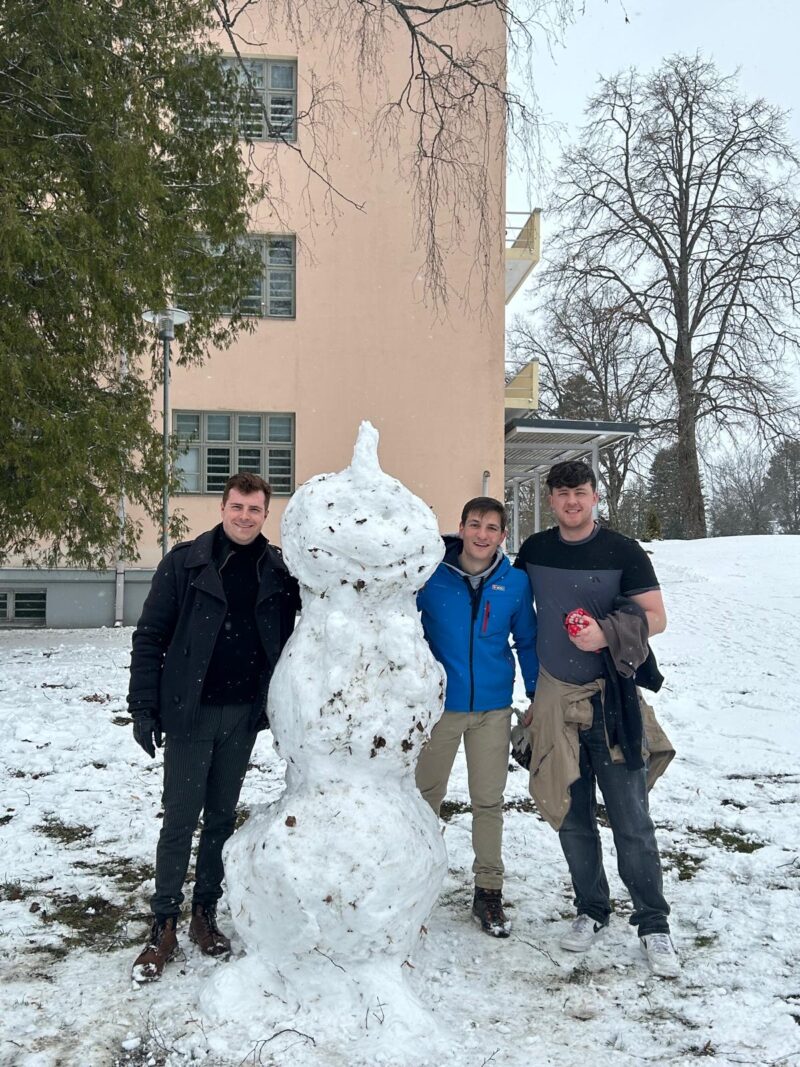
[417,538,539,712]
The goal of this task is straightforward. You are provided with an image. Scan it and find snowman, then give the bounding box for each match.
[201,422,448,1061]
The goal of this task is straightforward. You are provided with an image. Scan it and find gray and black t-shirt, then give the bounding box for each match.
[514,524,659,684]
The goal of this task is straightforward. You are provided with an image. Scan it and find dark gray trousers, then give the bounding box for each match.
[150,703,257,918]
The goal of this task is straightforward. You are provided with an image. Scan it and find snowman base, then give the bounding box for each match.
[199,782,449,1062]
[201,951,450,1064]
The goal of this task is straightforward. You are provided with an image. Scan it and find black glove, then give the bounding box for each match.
[510,721,531,771]
[133,713,163,758]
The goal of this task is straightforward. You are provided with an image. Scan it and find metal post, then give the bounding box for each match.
[512,479,520,553]
[114,347,128,626]
[162,334,170,558]
[591,441,600,520]
[534,476,541,533]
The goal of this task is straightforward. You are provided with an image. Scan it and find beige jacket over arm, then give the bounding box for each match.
[527,666,675,832]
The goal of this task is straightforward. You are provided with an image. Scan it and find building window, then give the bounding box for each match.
[175,412,295,495]
[222,57,297,141]
[239,235,296,318]
[0,590,46,627]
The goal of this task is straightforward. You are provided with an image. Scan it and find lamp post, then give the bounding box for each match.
[142,307,190,557]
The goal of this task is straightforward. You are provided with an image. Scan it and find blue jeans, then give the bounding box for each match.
[558,697,670,936]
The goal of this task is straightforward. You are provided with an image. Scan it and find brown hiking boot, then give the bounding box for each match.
[189,903,231,957]
[131,915,178,982]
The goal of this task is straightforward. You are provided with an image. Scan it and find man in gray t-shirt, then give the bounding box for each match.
[515,460,679,979]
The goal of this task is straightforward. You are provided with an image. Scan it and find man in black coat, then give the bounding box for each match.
[128,472,300,982]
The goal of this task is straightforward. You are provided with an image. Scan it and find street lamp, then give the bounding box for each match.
[142,306,190,557]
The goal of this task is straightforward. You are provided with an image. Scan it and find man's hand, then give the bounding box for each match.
[133,713,162,758]
[569,616,608,653]
[522,699,535,728]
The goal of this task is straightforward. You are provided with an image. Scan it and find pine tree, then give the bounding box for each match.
[765,439,800,533]
[648,445,688,539]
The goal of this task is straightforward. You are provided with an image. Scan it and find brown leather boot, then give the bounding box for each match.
[189,903,231,957]
[131,915,178,982]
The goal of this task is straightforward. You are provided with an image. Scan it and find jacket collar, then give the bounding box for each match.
[183,524,269,570]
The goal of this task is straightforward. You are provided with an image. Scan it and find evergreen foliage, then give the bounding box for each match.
[0,0,262,565]
[642,508,662,543]
[765,439,800,534]
[648,445,686,539]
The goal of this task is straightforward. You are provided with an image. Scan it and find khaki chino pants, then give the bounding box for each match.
[415,708,512,891]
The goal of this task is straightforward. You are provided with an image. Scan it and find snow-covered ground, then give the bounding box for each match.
[1,535,799,1067]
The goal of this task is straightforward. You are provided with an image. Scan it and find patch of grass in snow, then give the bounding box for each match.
[34,815,93,844]
[726,771,799,782]
[683,1039,716,1056]
[440,799,471,820]
[504,797,543,817]
[235,804,251,829]
[691,824,765,853]
[694,934,718,948]
[565,961,592,985]
[40,892,146,950]
[72,856,155,890]
[0,879,30,901]
[661,848,704,880]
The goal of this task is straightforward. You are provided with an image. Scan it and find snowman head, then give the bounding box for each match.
[280,422,443,597]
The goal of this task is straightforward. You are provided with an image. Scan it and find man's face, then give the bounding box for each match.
[220,488,268,546]
[549,482,599,538]
[459,509,506,568]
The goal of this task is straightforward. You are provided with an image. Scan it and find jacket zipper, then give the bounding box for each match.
[482,601,490,633]
[467,580,482,712]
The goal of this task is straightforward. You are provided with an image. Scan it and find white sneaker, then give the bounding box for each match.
[640,933,681,978]
[560,914,608,952]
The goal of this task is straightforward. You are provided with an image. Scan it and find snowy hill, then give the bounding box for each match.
[1,536,799,1067]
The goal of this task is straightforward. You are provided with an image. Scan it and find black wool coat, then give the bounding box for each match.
[127,525,300,738]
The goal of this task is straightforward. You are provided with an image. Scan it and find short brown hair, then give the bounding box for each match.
[222,472,271,508]
[460,496,507,531]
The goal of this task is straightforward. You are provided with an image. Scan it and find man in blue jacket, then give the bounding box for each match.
[416,497,538,937]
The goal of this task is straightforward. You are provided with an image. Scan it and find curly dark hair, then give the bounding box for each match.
[545,460,596,492]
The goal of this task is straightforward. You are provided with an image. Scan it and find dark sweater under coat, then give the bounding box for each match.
[127,525,300,738]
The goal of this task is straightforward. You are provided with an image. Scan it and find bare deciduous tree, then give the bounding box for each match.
[214,0,578,306]
[707,445,774,537]
[549,54,800,536]
[508,281,667,527]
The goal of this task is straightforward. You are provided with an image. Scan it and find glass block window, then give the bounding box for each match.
[175,412,295,495]
[221,57,297,141]
[0,589,46,627]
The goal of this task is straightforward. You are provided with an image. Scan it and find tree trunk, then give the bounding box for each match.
[674,358,707,537]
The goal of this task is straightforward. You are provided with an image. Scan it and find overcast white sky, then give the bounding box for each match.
[507,0,800,308]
